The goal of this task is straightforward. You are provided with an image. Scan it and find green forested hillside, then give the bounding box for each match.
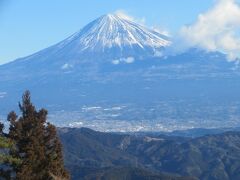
[59,128,240,180]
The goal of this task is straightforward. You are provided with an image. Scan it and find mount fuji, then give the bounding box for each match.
[3,14,170,70]
[1,13,240,132]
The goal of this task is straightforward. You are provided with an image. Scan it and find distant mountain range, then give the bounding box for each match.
[59,127,240,180]
[1,13,240,131]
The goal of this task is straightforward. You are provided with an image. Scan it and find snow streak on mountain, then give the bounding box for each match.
[1,13,240,132]
[66,14,171,53]
[12,13,171,67]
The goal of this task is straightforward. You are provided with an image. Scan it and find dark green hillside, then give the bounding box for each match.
[59,128,138,169]
[59,128,240,180]
[83,167,195,180]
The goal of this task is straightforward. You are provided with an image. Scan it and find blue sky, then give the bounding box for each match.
[0,0,239,64]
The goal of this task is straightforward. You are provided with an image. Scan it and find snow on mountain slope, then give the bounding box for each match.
[63,14,171,52]
[2,13,240,131]
[9,13,171,67]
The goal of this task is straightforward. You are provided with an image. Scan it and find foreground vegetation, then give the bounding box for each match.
[0,91,69,179]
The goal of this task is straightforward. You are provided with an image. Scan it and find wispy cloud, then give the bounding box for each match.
[114,10,170,37]
[114,10,146,25]
[114,10,134,21]
[180,0,240,61]
[152,26,171,37]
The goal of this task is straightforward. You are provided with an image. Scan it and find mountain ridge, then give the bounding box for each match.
[60,127,240,180]
[1,14,240,131]
[1,13,171,69]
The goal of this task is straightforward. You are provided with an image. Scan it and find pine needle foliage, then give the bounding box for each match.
[8,91,70,180]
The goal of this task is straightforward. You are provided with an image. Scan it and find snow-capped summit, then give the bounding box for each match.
[62,13,171,53]
[1,13,239,131]
[16,13,171,67]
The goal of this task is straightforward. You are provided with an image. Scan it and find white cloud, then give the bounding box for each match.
[124,57,135,63]
[115,10,134,21]
[0,92,7,98]
[61,63,73,70]
[112,60,120,65]
[180,0,240,60]
[154,50,163,57]
[114,10,170,38]
[112,57,135,65]
[114,10,146,25]
[152,26,171,37]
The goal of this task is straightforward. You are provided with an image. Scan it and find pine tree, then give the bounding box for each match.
[0,122,4,134]
[8,91,70,180]
[0,122,21,179]
[44,123,70,179]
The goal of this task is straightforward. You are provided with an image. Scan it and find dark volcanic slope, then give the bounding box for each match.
[59,128,240,180]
